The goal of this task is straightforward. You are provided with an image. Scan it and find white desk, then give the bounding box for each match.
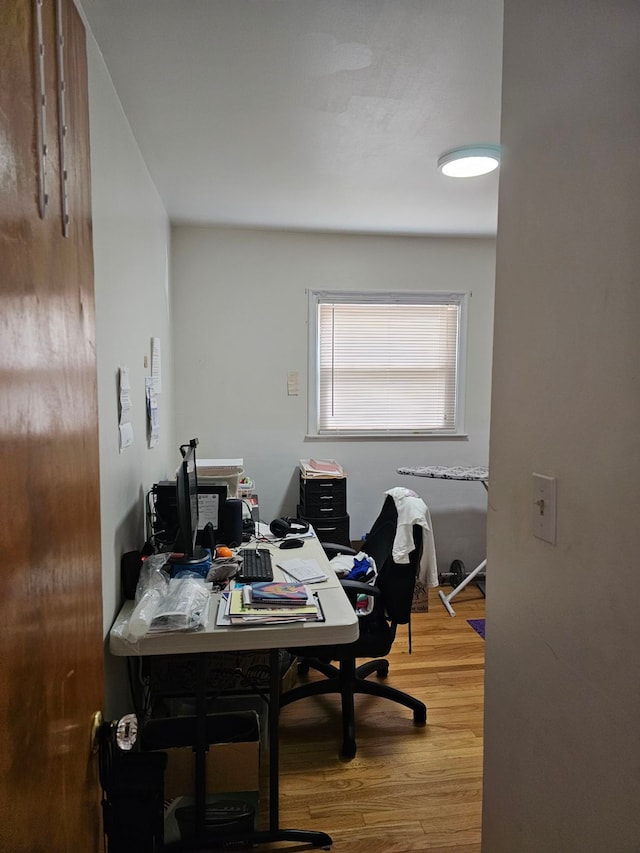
[109,535,358,849]
[397,465,488,617]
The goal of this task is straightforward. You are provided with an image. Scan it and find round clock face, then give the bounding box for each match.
[115,714,138,751]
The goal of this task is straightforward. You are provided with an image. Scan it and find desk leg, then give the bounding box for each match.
[194,656,207,834]
[268,648,280,830]
[227,649,331,849]
[163,651,332,851]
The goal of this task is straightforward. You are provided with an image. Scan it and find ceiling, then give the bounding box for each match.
[80,0,503,236]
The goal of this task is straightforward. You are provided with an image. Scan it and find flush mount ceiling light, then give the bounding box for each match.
[438,145,501,178]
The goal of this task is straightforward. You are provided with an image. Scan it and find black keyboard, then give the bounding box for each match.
[237,548,274,582]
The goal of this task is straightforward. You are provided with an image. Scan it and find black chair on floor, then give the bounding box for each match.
[280,495,427,758]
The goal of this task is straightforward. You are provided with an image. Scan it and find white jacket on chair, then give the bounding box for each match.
[385,486,438,587]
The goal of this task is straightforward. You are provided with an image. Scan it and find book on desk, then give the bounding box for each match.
[222,588,324,625]
[241,582,313,608]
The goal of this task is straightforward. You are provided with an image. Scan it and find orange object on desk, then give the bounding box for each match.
[216,546,233,559]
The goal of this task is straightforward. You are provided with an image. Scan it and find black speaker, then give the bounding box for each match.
[269,517,310,538]
[121,550,142,600]
[220,498,243,547]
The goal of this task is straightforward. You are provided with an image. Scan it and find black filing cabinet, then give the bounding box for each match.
[298,470,350,547]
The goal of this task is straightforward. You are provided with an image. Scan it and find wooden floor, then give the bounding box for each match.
[259,584,486,852]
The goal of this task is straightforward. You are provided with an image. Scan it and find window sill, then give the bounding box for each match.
[304,432,469,441]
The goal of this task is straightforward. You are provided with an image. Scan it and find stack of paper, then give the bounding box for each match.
[276,558,328,584]
[224,585,323,624]
[299,458,345,479]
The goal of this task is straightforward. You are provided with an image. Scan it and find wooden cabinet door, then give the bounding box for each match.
[0,1,104,849]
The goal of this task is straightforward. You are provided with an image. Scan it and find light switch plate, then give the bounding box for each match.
[287,370,299,396]
[532,473,556,544]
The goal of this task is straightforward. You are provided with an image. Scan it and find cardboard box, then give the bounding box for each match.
[164,739,260,801]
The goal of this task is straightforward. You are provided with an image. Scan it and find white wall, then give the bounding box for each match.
[483,2,640,850]
[86,28,175,717]
[171,226,494,573]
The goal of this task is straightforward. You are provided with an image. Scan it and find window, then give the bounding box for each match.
[308,290,468,437]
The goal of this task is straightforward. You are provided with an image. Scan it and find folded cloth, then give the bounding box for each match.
[328,552,377,616]
[344,556,375,582]
[384,487,438,587]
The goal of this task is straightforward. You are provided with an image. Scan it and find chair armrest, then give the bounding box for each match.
[339,579,381,608]
[321,542,357,559]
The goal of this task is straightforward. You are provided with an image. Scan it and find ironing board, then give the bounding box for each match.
[397,465,488,616]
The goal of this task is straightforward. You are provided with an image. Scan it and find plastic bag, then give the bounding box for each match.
[145,577,211,634]
[126,554,171,639]
[135,553,171,603]
[124,555,210,640]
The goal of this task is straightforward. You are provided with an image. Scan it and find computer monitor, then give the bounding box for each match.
[171,438,209,564]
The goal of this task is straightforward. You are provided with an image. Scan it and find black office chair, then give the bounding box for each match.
[280,495,427,758]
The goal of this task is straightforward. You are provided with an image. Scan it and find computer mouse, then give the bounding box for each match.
[279,538,304,550]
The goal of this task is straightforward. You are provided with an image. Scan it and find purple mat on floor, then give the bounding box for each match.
[467,619,485,639]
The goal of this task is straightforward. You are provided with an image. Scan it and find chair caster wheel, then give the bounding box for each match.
[413,707,427,725]
[297,660,310,676]
[376,663,389,678]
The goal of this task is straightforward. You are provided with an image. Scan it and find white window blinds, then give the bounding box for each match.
[311,292,467,435]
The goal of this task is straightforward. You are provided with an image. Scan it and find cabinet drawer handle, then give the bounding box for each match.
[316,526,337,532]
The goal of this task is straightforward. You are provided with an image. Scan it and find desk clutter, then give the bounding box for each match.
[110,465,446,846]
[115,534,339,647]
[119,444,357,658]
[121,554,211,640]
[108,542,304,848]
[107,440,363,850]
[146,442,256,560]
[146,448,351,564]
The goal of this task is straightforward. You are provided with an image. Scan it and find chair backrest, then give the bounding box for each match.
[362,495,422,626]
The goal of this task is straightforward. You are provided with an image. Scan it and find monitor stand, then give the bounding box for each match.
[168,546,210,565]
